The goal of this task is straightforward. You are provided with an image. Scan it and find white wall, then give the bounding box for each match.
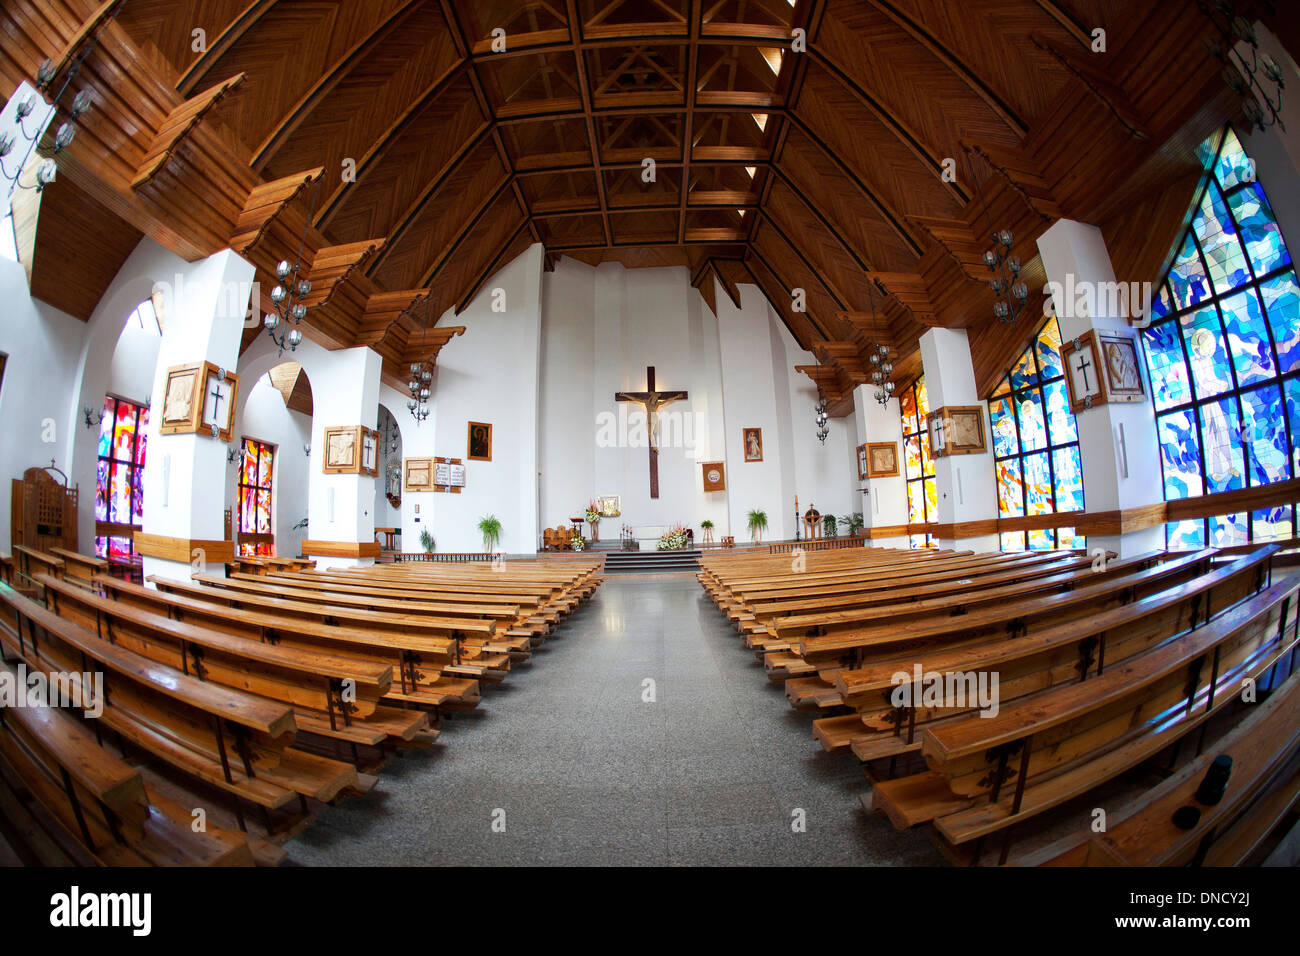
[0,257,86,549]
[107,314,162,404]
[399,243,544,554]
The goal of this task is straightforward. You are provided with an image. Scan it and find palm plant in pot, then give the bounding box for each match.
[478,514,503,554]
[746,508,768,543]
[419,528,435,555]
[839,512,865,537]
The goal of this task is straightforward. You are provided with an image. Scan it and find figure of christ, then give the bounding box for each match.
[614,366,688,499]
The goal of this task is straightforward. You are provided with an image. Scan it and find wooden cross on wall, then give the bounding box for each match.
[615,366,688,499]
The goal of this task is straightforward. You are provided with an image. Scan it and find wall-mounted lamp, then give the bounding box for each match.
[82,405,104,429]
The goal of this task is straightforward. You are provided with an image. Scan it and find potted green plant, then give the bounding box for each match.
[478,514,503,554]
[839,512,865,537]
[419,528,435,554]
[746,508,768,543]
[822,513,839,538]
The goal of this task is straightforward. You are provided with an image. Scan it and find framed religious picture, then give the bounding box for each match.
[597,495,621,517]
[404,457,435,492]
[360,427,380,476]
[857,443,870,480]
[1098,330,1146,403]
[866,442,900,478]
[701,462,726,492]
[742,427,763,462]
[160,364,202,435]
[199,364,239,441]
[1060,331,1106,412]
[935,405,987,457]
[322,426,358,474]
[467,421,492,461]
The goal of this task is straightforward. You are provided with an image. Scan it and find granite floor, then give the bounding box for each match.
[286,575,944,866]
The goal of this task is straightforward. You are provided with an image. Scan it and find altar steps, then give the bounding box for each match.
[602,549,701,574]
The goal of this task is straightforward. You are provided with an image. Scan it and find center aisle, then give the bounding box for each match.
[287,576,942,866]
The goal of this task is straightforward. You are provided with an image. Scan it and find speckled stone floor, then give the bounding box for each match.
[285,575,943,866]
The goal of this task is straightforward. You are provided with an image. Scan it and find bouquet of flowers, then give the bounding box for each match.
[571,531,587,551]
[585,500,601,523]
[658,525,689,551]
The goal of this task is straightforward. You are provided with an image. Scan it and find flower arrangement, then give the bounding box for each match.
[571,530,587,551]
[658,525,690,551]
[585,500,601,523]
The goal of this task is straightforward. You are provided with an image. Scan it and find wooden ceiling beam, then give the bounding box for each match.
[175,0,279,96]
[416,175,516,287]
[455,219,533,313]
[250,0,424,172]
[565,0,613,245]
[677,0,701,244]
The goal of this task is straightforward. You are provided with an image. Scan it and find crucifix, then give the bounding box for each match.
[615,366,688,498]
[1072,351,1093,392]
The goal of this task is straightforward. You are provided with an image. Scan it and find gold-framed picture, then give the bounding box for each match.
[404,457,435,492]
[931,405,987,457]
[467,421,492,461]
[742,427,763,462]
[159,362,239,441]
[865,442,900,478]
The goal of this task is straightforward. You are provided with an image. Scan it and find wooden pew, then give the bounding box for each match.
[1018,673,1300,867]
[36,574,426,758]
[0,581,348,824]
[10,544,64,598]
[0,659,256,866]
[870,571,1300,862]
[49,548,108,590]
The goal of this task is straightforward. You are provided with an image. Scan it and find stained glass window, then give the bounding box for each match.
[900,377,936,548]
[237,438,275,557]
[94,395,149,574]
[1140,126,1297,548]
[991,316,1085,551]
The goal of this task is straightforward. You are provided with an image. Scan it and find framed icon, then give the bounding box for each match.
[1060,331,1106,412]
[742,427,763,462]
[865,442,900,478]
[1098,330,1146,403]
[467,421,493,461]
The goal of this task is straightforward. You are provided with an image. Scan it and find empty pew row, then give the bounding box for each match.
[1,553,603,864]
[698,543,1300,866]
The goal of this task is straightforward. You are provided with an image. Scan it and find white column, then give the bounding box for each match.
[1037,218,1164,557]
[305,346,382,569]
[919,327,1000,552]
[852,385,909,548]
[140,249,255,583]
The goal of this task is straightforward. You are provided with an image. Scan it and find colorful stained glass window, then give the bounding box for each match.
[900,377,936,548]
[991,315,1085,551]
[237,438,275,556]
[1140,126,1298,549]
[94,395,149,568]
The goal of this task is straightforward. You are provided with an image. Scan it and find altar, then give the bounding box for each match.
[631,525,667,550]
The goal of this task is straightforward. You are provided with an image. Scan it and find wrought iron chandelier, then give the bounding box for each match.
[814,395,829,443]
[263,176,321,355]
[984,229,1029,323]
[1201,0,1285,132]
[867,284,893,406]
[407,357,432,423]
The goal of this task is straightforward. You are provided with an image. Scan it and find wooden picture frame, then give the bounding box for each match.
[932,405,987,457]
[856,443,869,480]
[742,427,763,462]
[1060,331,1107,412]
[360,427,380,477]
[322,426,381,476]
[467,421,493,461]
[403,457,435,492]
[160,362,239,441]
[701,462,726,492]
[865,442,900,478]
[1098,330,1146,403]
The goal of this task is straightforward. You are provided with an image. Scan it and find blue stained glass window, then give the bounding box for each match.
[991,315,1085,551]
[1140,126,1299,549]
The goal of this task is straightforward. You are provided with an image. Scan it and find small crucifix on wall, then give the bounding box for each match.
[614,366,688,499]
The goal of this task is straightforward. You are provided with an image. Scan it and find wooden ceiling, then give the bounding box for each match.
[1,0,1279,397]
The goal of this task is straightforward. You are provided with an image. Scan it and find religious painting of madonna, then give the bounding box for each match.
[742,427,763,462]
[467,421,493,461]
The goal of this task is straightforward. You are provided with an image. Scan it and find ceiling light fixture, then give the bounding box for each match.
[1200,0,1285,132]
[263,175,321,356]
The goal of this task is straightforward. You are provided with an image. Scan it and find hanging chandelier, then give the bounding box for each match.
[407,359,432,423]
[263,176,321,355]
[867,284,893,406]
[984,229,1029,323]
[814,395,829,443]
[1200,0,1285,132]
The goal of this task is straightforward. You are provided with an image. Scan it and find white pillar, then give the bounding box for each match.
[1038,218,1164,556]
[852,385,909,548]
[140,249,255,583]
[919,327,1000,552]
[305,346,382,569]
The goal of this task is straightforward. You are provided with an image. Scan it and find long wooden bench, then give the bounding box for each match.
[0,581,351,821]
[870,572,1300,862]
[49,547,108,590]
[35,574,428,756]
[0,659,256,866]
